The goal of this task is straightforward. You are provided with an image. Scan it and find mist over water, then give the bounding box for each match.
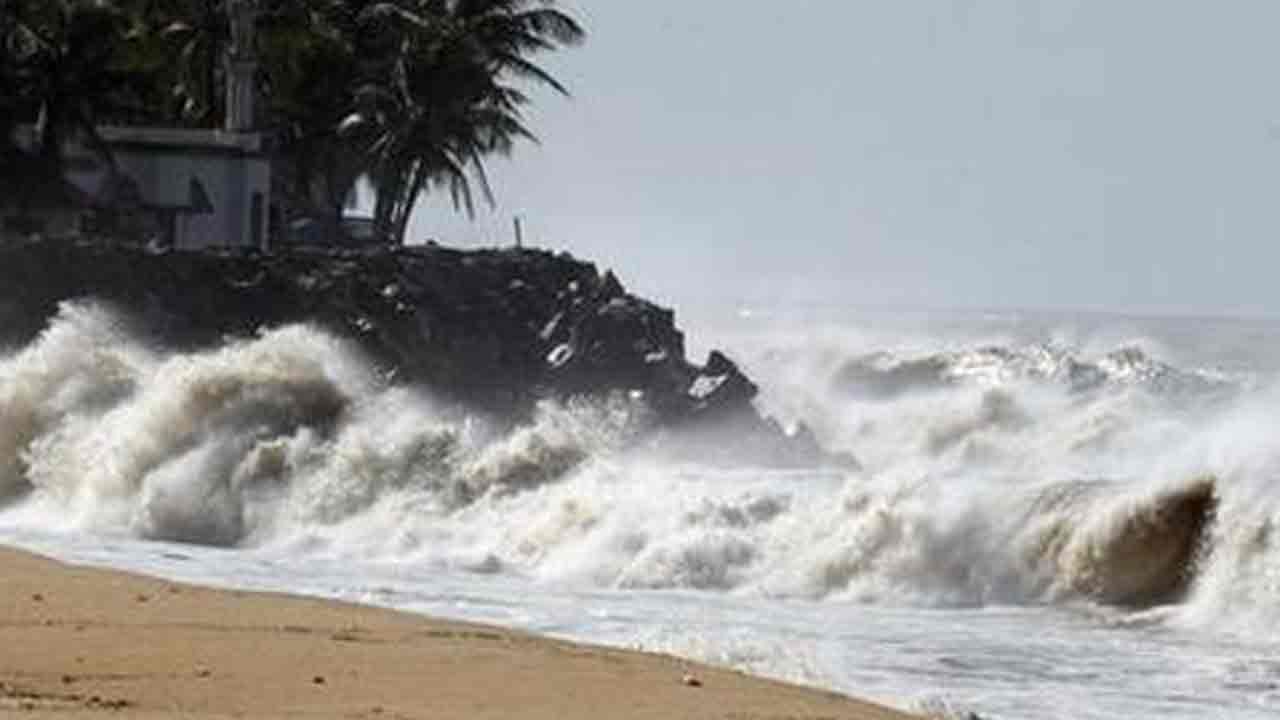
[5,302,1280,717]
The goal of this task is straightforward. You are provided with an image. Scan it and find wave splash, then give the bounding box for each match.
[1,303,641,549]
[716,323,1280,635]
[3,304,1280,639]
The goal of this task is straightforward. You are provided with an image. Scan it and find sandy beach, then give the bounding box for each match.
[0,546,916,719]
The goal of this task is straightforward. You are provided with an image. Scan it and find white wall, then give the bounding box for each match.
[111,149,271,251]
[44,126,273,251]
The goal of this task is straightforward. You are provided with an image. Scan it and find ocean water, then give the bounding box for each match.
[5,301,1280,718]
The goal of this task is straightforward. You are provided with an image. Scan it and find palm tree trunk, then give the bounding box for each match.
[371,157,410,243]
[36,98,65,176]
[391,163,429,245]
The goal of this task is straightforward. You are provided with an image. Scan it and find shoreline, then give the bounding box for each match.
[0,545,918,719]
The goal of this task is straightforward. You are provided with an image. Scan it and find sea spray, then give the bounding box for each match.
[2,304,1280,623]
[273,393,647,563]
[1,303,652,553]
[11,306,365,542]
[8,307,1280,717]
[1166,386,1280,636]
[0,303,151,499]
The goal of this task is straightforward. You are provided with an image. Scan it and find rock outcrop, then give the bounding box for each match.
[0,239,830,466]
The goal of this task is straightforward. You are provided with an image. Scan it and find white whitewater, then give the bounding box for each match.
[4,302,1280,718]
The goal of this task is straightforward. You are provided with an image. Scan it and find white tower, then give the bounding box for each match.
[224,0,259,133]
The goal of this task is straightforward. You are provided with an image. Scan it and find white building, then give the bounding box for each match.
[1,0,270,250]
[66,126,270,250]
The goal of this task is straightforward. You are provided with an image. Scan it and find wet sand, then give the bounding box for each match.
[0,546,917,719]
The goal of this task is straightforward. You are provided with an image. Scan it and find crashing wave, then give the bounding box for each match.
[832,343,1232,400]
[0,303,1274,634]
[0,303,653,547]
[1026,475,1217,606]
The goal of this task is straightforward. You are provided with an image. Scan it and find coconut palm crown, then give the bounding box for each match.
[343,0,585,242]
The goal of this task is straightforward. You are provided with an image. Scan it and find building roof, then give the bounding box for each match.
[97,125,262,154]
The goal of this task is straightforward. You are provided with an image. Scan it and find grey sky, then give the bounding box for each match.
[408,2,1280,316]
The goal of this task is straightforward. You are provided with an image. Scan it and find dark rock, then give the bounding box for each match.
[0,239,839,467]
[686,350,759,420]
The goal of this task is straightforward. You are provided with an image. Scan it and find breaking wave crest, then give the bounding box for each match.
[4,304,1280,641]
[0,303,643,549]
[832,343,1233,400]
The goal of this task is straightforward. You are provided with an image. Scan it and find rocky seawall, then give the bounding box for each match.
[0,239,832,467]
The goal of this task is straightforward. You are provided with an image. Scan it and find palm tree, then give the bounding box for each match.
[1,3,28,152]
[260,0,367,231]
[5,0,585,245]
[8,0,141,172]
[153,0,229,126]
[346,0,584,244]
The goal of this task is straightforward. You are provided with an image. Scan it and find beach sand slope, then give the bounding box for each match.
[0,547,915,719]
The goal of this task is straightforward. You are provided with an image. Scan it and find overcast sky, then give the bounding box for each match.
[407,1,1280,317]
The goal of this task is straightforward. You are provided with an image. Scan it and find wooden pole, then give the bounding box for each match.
[513,215,524,248]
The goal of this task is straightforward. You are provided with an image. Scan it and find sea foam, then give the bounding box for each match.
[3,303,1280,636]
